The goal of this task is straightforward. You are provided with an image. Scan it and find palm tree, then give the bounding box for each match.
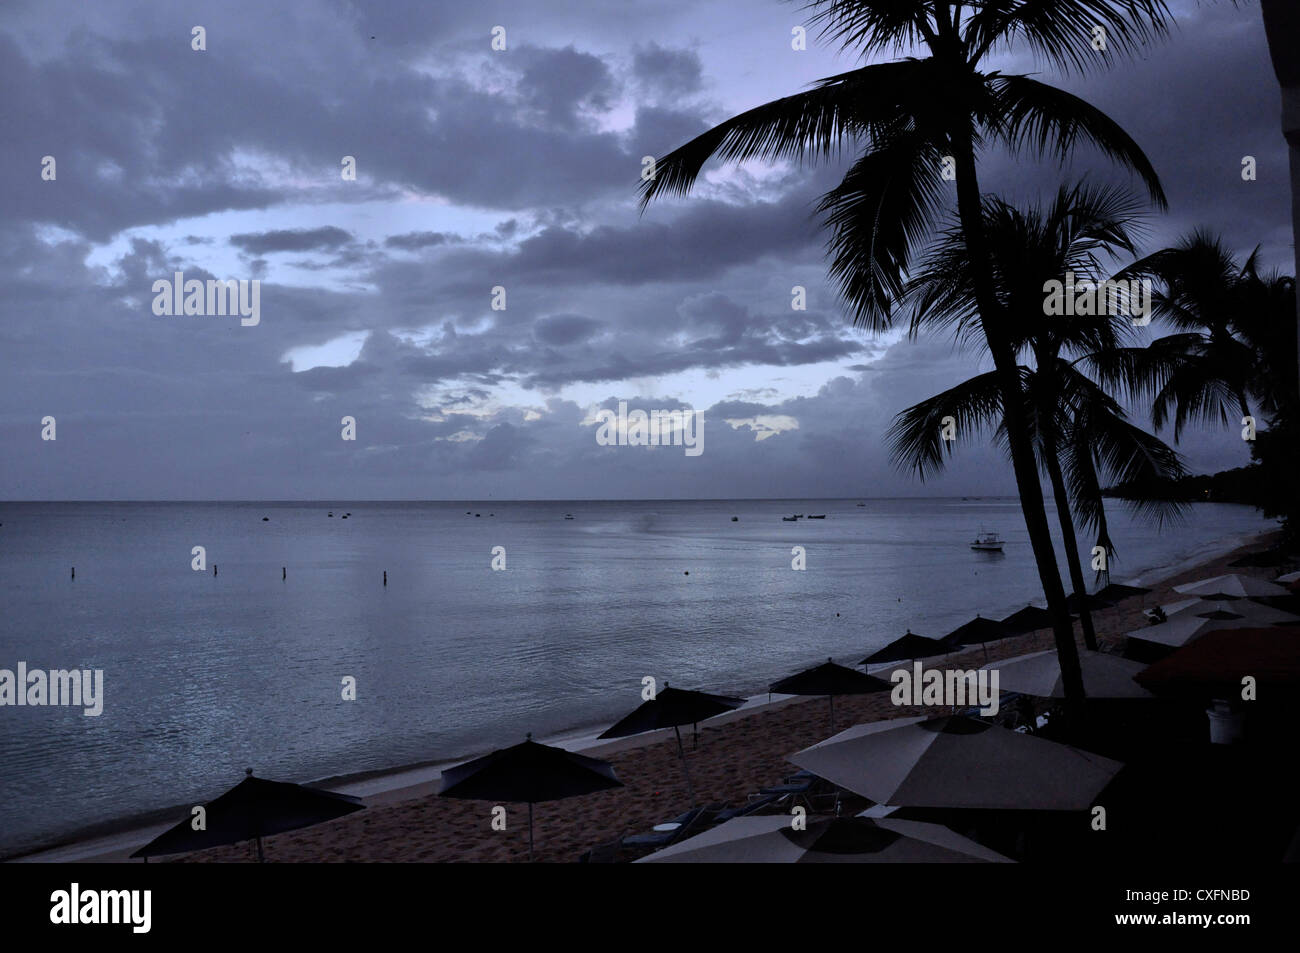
[887,183,1186,650]
[639,1,1174,715]
[1116,232,1283,439]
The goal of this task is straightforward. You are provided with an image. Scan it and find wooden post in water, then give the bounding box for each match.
[71,567,75,580]
[383,570,387,587]
[282,567,286,580]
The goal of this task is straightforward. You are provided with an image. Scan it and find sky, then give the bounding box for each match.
[0,0,1289,500]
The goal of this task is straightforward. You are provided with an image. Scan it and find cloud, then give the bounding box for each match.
[230,227,354,254]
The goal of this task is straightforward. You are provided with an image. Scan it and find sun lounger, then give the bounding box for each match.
[621,803,726,851]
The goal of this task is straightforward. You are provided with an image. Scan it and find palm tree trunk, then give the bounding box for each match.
[1043,438,1098,651]
[949,138,1086,723]
[1260,0,1300,384]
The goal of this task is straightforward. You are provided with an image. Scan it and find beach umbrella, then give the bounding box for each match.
[1275,570,1300,585]
[1133,626,1300,699]
[941,615,1014,661]
[1094,583,1153,603]
[789,715,1122,811]
[438,734,623,861]
[129,769,364,861]
[1171,599,1300,625]
[1125,614,1244,653]
[769,658,891,733]
[1173,573,1290,600]
[980,650,1152,699]
[598,684,743,806]
[1064,592,1116,613]
[999,605,1060,636]
[636,814,1012,863]
[861,631,949,666]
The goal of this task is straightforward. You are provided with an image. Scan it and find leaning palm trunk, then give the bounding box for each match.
[950,139,1086,720]
[1043,438,1099,651]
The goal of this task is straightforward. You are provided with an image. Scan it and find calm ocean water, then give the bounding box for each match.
[0,498,1273,855]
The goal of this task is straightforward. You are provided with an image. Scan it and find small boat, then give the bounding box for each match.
[808,514,826,519]
[793,514,804,518]
[856,503,865,507]
[782,516,798,522]
[731,516,738,521]
[564,514,575,520]
[971,531,1004,551]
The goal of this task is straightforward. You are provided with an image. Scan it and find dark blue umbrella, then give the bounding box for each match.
[438,734,623,861]
[130,769,364,862]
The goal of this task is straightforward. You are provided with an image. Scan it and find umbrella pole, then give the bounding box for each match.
[255,836,265,863]
[674,725,698,806]
[529,803,534,863]
[828,694,835,733]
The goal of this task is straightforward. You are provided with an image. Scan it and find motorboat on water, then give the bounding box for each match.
[971,531,1004,551]
[808,514,826,519]
[782,515,799,522]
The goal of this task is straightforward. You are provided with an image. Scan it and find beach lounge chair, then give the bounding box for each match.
[620,803,726,851]
[716,793,781,821]
[578,836,626,863]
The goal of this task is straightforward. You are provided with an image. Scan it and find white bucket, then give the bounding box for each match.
[1206,701,1246,744]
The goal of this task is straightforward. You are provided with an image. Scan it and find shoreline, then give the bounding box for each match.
[9,524,1286,863]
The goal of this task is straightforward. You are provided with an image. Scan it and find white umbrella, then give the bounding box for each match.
[789,715,1122,811]
[1274,570,1300,584]
[1173,574,1290,599]
[1125,613,1266,650]
[636,813,1013,863]
[1167,599,1300,625]
[980,650,1153,699]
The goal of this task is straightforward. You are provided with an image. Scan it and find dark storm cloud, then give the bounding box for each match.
[384,231,459,250]
[514,45,619,129]
[632,42,703,98]
[0,0,1285,501]
[230,227,354,255]
[532,313,604,345]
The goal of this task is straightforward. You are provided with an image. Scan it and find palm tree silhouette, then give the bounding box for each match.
[1115,232,1287,439]
[639,1,1175,715]
[887,182,1185,650]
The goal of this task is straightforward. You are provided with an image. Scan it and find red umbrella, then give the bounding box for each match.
[1133,626,1300,698]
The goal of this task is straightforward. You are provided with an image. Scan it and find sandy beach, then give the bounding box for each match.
[16,528,1289,864]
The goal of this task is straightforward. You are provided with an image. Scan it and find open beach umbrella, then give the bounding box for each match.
[598,684,743,806]
[129,769,364,861]
[1173,573,1290,600]
[1094,583,1153,603]
[1064,592,1116,613]
[1133,626,1300,699]
[1168,599,1300,625]
[438,734,622,861]
[861,631,949,666]
[998,605,1060,636]
[1275,570,1300,585]
[941,615,1014,661]
[789,715,1122,811]
[980,650,1152,699]
[769,658,891,733]
[636,814,1012,863]
[1124,612,1287,657]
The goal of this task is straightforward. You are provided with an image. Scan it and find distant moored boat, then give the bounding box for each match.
[971,531,1004,551]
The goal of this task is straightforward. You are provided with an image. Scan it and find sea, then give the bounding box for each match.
[0,498,1274,856]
